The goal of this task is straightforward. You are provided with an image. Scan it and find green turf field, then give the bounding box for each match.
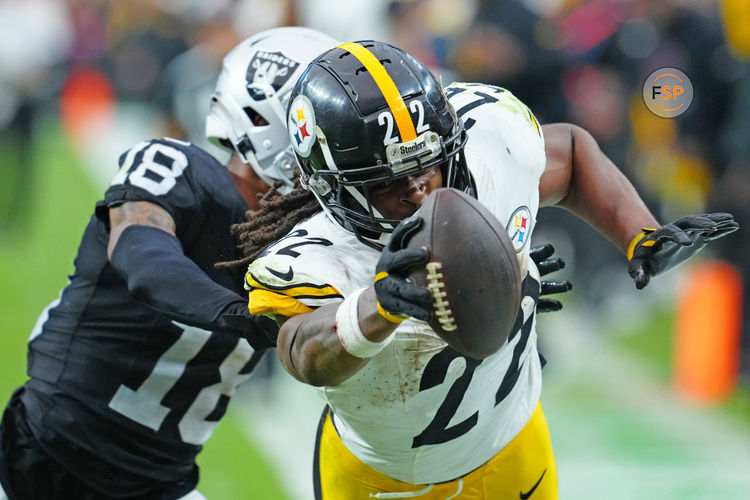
[0,120,290,499]
[611,300,750,429]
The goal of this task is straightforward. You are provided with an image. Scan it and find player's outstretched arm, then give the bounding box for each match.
[538,123,738,289]
[107,201,276,348]
[277,287,397,386]
[539,123,659,252]
[276,217,432,386]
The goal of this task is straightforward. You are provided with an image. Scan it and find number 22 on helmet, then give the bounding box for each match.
[287,40,476,247]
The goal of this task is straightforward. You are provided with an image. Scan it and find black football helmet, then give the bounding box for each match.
[287,40,475,245]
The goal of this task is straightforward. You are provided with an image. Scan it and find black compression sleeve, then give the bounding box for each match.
[109,225,276,348]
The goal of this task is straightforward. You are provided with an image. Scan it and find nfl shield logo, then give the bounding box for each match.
[246,50,299,100]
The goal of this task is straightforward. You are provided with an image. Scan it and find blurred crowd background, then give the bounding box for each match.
[1,0,749,390]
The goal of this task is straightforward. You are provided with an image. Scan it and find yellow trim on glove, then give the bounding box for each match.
[374,271,409,322]
[627,227,658,260]
[627,232,646,260]
[374,271,389,283]
[376,301,407,324]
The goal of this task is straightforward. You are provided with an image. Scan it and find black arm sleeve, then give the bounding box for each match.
[110,224,277,348]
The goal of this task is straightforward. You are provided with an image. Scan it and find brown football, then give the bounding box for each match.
[407,188,522,359]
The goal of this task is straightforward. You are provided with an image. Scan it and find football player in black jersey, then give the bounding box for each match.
[0,27,338,500]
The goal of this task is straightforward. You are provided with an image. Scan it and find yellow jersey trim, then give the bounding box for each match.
[245,272,342,300]
[248,289,315,317]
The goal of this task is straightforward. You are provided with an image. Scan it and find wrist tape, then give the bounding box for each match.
[336,288,393,359]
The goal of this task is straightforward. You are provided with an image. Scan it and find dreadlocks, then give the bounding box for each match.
[221,180,321,271]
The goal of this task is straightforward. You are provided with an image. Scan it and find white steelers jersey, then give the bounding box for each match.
[245,83,547,484]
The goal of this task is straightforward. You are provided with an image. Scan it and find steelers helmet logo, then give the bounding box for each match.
[506,206,532,253]
[288,94,316,158]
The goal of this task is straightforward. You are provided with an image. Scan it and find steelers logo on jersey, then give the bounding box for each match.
[288,94,316,158]
[506,206,532,252]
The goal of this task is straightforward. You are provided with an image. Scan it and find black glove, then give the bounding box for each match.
[627,212,739,290]
[374,216,433,322]
[530,243,572,313]
[221,311,279,349]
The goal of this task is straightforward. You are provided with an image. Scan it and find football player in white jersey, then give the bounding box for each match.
[232,41,738,499]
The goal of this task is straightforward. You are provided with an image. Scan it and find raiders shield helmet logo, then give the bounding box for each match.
[245,50,300,100]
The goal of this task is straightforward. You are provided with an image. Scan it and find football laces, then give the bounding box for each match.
[426,262,457,332]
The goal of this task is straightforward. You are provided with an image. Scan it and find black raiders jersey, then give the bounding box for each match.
[20,138,261,496]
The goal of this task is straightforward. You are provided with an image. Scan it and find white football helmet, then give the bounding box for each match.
[206,27,339,193]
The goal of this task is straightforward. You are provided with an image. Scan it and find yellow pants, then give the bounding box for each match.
[314,401,558,499]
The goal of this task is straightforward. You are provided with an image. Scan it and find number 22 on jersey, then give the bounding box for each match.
[413,275,539,448]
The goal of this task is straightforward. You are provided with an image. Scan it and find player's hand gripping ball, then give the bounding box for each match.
[374,217,433,323]
[404,188,522,359]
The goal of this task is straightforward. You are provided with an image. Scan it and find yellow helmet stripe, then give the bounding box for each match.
[338,42,417,142]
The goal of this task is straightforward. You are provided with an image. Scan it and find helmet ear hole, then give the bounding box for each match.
[243,107,269,126]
